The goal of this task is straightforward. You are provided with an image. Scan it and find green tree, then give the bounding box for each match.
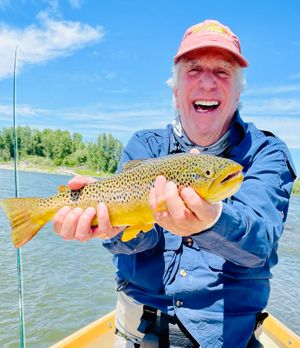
[72,132,85,152]
[87,133,122,173]
[32,130,45,157]
[17,126,33,157]
[0,126,123,173]
[1,128,14,159]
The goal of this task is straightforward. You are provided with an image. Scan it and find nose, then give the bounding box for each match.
[199,71,217,91]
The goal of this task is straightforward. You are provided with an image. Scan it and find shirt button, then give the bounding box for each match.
[176,300,183,307]
[187,238,193,247]
[179,269,187,277]
[183,237,193,247]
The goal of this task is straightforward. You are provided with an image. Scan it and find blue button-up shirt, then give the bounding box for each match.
[103,112,296,348]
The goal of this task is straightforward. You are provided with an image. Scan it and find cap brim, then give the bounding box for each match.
[174,42,249,67]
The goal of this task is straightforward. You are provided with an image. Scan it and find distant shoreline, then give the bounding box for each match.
[0,163,78,177]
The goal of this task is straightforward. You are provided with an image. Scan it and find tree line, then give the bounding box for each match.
[0,126,123,173]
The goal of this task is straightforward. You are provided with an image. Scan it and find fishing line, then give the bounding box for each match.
[13,46,26,348]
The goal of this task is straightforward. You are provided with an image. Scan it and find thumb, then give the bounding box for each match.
[68,175,97,190]
[190,148,200,154]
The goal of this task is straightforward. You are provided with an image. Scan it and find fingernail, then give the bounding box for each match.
[190,148,200,154]
[85,207,96,215]
[155,176,165,185]
[98,202,106,211]
[60,206,71,214]
[73,207,83,214]
[166,181,176,190]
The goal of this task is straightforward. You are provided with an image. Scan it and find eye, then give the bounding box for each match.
[204,169,214,178]
[215,69,231,78]
[188,68,200,76]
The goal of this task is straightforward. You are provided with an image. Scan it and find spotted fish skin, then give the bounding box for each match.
[0,153,243,247]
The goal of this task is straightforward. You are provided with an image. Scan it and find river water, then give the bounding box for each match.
[0,169,299,347]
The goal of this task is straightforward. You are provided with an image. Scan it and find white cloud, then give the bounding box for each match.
[245,84,300,96]
[0,103,48,120]
[0,100,173,144]
[69,0,83,9]
[0,12,104,79]
[289,72,300,80]
[240,91,300,148]
[244,115,300,149]
[242,98,300,117]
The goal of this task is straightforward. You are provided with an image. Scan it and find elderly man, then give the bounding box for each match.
[53,20,296,348]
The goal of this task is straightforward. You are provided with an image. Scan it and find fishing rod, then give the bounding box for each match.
[13,46,26,348]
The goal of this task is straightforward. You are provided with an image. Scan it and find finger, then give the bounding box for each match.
[74,207,96,241]
[98,203,112,231]
[90,203,124,239]
[52,206,72,234]
[60,207,83,240]
[181,187,216,221]
[148,185,156,211]
[165,181,192,221]
[190,148,200,154]
[68,176,96,190]
[153,176,167,212]
[92,203,115,239]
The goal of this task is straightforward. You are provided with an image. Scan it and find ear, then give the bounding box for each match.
[173,87,179,109]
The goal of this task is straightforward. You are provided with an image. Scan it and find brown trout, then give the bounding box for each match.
[0,153,243,248]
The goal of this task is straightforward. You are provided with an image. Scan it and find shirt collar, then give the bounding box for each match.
[229,110,246,147]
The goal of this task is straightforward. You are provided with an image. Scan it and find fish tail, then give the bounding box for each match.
[0,197,54,248]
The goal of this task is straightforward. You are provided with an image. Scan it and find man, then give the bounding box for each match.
[53,20,296,348]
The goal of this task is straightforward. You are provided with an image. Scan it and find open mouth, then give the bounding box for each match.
[193,100,220,113]
[205,165,243,203]
[220,170,242,184]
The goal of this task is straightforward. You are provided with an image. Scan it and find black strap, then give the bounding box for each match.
[254,312,269,330]
[175,317,200,347]
[137,306,200,348]
[137,306,170,348]
[137,305,157,334]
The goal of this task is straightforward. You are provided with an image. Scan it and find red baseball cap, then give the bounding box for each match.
[174,19,248,67]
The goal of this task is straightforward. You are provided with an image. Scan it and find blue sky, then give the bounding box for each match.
[0,0,300,174]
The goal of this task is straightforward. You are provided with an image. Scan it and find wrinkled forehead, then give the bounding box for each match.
[181,48,238,69]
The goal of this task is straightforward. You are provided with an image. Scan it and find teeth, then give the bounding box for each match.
[194,100,219,106]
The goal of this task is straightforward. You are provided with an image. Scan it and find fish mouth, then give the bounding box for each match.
[206,164,243,203]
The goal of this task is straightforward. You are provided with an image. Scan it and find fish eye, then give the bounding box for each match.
[204,169,213,178]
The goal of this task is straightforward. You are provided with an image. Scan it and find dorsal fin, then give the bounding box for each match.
[121,159,144,171]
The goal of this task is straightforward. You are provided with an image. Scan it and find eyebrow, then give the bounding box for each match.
[186,59,234,70]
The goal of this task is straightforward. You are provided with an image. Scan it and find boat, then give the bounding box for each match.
[50,310,300,348]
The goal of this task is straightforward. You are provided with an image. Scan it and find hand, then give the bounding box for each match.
[52,175,124,242]
[148,148,222,237]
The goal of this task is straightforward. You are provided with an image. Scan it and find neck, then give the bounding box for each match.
[171,115,232,156]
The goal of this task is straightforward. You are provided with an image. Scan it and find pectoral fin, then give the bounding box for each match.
[58,185,68,193]
[121,223,154,242]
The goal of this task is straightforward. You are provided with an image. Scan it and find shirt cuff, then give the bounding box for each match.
[203,201,223,230]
